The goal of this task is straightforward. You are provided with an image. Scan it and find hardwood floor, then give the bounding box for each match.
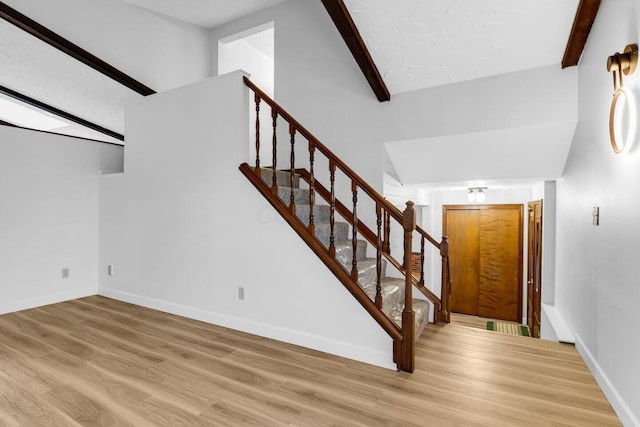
[0,296,620,426]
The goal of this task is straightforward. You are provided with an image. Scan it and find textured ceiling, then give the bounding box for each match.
[0,19,139,141]
[123,0,285,28]
[1,0,582,147]
[343,0,580,94]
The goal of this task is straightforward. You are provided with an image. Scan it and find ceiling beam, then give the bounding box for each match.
[0,85,125,141]
[0,1,155,96]
[562,0,602,68]
[321,0,390,102]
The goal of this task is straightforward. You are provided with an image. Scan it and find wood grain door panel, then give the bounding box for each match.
[448,209,480,315]
[478,208,521,322]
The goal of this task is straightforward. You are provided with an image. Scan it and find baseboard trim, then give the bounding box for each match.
[0,286,97,315]
[575,334,639,426]
[98,287,395,370]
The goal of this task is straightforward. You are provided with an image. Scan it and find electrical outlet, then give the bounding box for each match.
[238,286,245,300]
[107,265,115,276]
[61,268,69,279]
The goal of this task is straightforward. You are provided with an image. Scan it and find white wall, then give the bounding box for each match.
[4,0,211,92]
[98,72,394,369]
[219,24,275,165]
[210,0,577,243]
[209,0,579,346]
[555,0,640,423]
[219,25,274,97]
[0,127,123,314]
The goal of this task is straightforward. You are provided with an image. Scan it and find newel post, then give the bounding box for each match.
[440,236,451,323]
[401,200,416,372]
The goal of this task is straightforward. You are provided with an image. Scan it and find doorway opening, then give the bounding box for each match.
[527,200,543,338]
[443,204,524,323]
[218,22,274,96]
[218,22,274,163]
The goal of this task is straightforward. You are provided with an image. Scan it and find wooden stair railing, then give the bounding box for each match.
[240,76,451,372]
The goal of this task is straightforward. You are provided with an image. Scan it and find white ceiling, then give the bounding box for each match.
[0,19,136,142]
[1,0,582,161]
[123,0,285,28]
[118,0,581,94]
[343,0,580,94]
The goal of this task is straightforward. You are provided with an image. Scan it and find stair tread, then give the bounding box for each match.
[389,298,431,340]
[348,258,385,276]
[333,240,367,249]
[381,277,404,285]
[247,164,434,361]
[254,167,301,188]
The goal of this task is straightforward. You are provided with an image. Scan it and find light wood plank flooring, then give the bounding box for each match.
[0,296,619,426]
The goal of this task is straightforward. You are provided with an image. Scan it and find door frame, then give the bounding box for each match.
[527,200,543,338]
[443,204,524,322]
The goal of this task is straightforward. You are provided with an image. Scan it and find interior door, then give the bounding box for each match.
[527,200,543,338]
[446,209,480,315]
[444,204,523,322]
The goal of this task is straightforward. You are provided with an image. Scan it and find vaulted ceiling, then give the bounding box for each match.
[126,0,584,94]
[1,0,595,186]
[343,0,580,94]
[121,0,286,29]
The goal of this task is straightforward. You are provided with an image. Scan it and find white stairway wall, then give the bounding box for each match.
[98,71,394,369]
[210,0,578,195]
[0,127,123,314]
[555,0,640,424]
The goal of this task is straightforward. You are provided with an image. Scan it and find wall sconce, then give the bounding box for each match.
[607,44,638,154]
[467,187,487,203]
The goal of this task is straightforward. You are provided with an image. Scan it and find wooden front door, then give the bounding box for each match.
[527,200,543,338]
[444,204,523,322]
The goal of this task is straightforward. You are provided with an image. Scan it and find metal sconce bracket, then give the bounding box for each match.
[607,44,638,90]
[607,44,638,154]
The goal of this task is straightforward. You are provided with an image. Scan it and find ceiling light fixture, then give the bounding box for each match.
[467,187,487,203]
[607,44,638,154]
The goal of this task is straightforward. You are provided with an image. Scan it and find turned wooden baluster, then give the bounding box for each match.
[255,93,261,177]
[308,142,316,235]
[329,161,336,256]
[375,204,383,309]
[289,123,296,214]
[440,236,450,323]
[384,211,391,254]
[401,201,416,373]
[420,235,425,286]
[351,181,359,281]
[271,107,278,193]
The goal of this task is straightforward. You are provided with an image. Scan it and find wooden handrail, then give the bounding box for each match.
[244,76,404,224]
[239,163,402,343]
[297,168,408,277]
[242,77,452,371]
[300,167,443,311]
[416,224,440,249]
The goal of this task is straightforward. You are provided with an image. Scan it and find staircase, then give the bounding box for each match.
[239,77,451,372]
[262,167,430,338]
